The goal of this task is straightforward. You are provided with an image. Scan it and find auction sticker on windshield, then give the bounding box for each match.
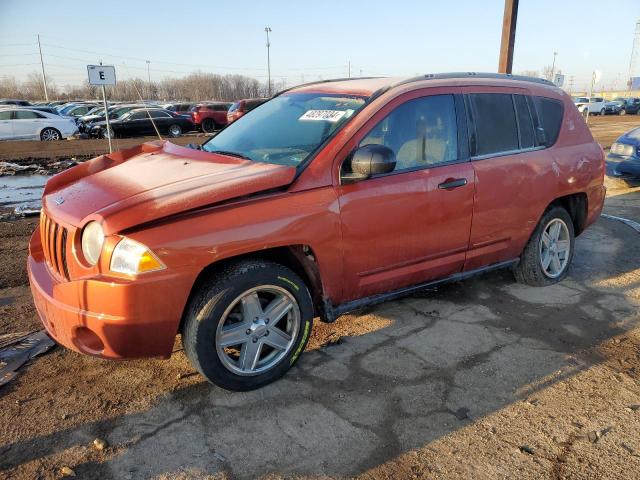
[299,110,347,122]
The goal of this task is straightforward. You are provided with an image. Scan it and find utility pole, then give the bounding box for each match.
[551,51,558,80]
[568,75,574,94]
[265,27,272,96]
[37,34,49,101]
[146,60,151,99]
[348,60,351,78]
[498,0,519,74]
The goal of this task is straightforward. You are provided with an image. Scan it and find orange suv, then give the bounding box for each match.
[28,73,605,390]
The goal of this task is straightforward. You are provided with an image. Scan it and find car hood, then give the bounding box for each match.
[80,114,104,123]
[42,141,297,234]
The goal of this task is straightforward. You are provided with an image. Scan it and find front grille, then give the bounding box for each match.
[40,212,70,280]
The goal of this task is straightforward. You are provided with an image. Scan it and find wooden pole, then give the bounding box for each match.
[498,0,519,74]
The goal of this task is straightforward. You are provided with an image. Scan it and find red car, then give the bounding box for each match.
[227,98,268,124]
[28,73,605,391]
[189,102,232,133]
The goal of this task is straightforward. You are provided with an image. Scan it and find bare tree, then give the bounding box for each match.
[2,71,268,102]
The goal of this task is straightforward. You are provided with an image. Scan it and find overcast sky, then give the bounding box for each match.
[1,0,639,92]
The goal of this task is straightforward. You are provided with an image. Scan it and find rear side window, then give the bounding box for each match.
[533,97,563,146]
[246,100,264,110]
[0,111,12,120]
[514,95,535,149]
[468,93,519,156]
[15,110,44,119]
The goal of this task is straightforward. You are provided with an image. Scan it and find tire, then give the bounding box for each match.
[513,206,575,287]
[183,260,314,391]
[168,124,182,137]
[100,126,114,139]
[201,118,216,133]
[600,108,606,116]
[619,109,626,116]
[40,127,61,141]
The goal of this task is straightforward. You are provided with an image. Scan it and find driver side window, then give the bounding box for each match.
[357,95,458,172]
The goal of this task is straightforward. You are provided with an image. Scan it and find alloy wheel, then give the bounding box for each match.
[41,128,60,141]
[539,218,570,278]
[215,285,300,376]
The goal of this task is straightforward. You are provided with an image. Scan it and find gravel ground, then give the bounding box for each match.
[0,115,640,479]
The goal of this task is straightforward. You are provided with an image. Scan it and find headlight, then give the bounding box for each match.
[110,237,165,275]
[81,221,105,266]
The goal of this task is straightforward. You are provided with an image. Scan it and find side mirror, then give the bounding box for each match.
[342,144,396,184]
[535,126,547,147]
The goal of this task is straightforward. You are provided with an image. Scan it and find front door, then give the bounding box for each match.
[0,110,14,139]
[336,90,475,301]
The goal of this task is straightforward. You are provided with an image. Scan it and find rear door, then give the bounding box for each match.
[462,88,556,271]
[13,110,45,139]
[336,89,475,300]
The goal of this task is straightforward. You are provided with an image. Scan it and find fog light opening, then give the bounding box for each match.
[73,326,104,354]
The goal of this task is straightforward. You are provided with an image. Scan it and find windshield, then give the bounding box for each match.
[202,92,367,167]
[573,97,589,103]
[57,104,77,114]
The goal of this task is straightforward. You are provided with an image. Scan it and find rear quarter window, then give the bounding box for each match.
[468,93,519,156]
[533,97,564,146]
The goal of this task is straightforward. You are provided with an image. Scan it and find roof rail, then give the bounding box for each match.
[274,77,382,97]
[397,72,554,87]
[370,72,556,101]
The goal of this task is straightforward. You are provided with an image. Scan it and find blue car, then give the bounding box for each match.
[608,127,640,177]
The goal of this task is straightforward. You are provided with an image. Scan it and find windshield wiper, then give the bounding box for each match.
[207,150,252,161]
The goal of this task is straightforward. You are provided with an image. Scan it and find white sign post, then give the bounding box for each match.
[87,65,116,153]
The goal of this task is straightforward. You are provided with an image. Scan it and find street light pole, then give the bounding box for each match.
[37,34,49,101]
[265,27,272,96]
[146,60,151,99]
[551,51,558,80]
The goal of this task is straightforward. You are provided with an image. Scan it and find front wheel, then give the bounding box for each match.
[600,108,606,116]
[168,124,182,137]
[513,206,575,286]
[100,126,114,139]
[619,109,626,116]
[183,260,314,391]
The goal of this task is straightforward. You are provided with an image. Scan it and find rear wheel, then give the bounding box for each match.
[600,108,606,116]
[183,260,314,391]
[619,109,626,116]
[168,124,182,137]
[201,118,216,133]
[514,206,575,286]
[40,128,61,141]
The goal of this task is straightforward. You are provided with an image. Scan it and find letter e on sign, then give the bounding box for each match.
[87,65,116,86]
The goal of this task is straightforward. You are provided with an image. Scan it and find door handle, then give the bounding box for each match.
[438,178,467,190]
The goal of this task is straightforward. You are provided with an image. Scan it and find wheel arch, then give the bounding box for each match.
[548,192,588,236]
[178,244,326,334]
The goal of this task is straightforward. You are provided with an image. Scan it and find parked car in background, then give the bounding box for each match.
[0,108,77,140]
[0,99,32,106]
[28,74,605,390]
[608,127,640,177]
[572,96,589,113]
[227,98,268,124]
[603,101,623,115]
[162,102,196,116]
[585,97,608,115]
[87,108,193,138]
[617,97,640,115]
[78,104,161,134]
[189,102,232,132]
[60,103,101,118]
